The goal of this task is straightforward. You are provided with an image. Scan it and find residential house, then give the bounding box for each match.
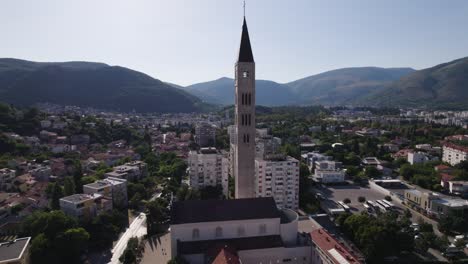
[83,177,128,208]
[59,193,112,221]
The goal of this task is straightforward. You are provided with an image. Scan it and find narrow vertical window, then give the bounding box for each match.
[242,93,245,105]
[243,134,246,143]
[248,93,251,105]
[248,114,251,126]
[241,114,244,125]
[247,134,250,143]
[192,228,200,239]
[215,227,223,238]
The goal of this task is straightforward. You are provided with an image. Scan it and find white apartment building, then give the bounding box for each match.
[443,143,468,166]
[59,193,112,221]
[188,148,229,197]
[301,152,332,171]
[105,161,148,181]
[83,177,128,209]
[194,122,216,147]
[313,160,346,184]
[408,151,439,165]
[0,168,16,191]
[255,134,281,159]
[255,155,299,210]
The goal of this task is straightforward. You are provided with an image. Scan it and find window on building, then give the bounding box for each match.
[243,71,249,78]
[248,93,252,105]
[215,226,223,238]
[248,114,251,126]
[192,228,200,239]
[237,226,245,236]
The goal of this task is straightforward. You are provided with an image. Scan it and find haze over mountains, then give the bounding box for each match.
[184,67,415,106]
[361,57,468,109]
[0,57,468,112]
[0,58,205,113]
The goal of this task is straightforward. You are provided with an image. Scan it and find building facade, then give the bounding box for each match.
[195,122,216,147]
[255,155,300,210]
[313,160,345,183]
[59,193,112,221]
[188,148,229,197]
[104,161,148,181]
[0,168,16,192]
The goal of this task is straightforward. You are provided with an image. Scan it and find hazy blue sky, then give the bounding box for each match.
[1,0,468,86]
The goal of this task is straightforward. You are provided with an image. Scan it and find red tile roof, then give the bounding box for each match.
[440,173,455,183]
[443,142,468,153]
[310,228,362,264]
[435,165,451,171]
[211,246,240,264]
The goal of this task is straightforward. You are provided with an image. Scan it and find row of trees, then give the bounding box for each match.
[336,212,414,263]
[23,211,90,263]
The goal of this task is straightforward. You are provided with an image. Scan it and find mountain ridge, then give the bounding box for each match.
[0,58,207,113]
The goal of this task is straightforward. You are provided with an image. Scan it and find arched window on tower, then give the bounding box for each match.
[237,226,245,236]
[243,71,249,78]
[192,228,200,239]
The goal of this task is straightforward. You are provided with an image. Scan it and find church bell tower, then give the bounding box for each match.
[234,15,256,199]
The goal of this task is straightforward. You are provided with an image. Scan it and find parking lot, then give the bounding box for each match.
[314,184,390,213]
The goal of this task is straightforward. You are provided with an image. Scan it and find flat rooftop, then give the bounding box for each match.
[60,193,100,203]
[198,148,219,155]
[84,177,126,189]
[0,237,30,262]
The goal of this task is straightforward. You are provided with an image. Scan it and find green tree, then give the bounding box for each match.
[30,234,54,263]
[146,199,169,235]
[46,183,64,210]
[56,228,90,259]
[63,177,76,196]
[119,237,140,264]
[73,160,83,193]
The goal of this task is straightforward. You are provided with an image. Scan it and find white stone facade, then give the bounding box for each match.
[255,156,300,210]
[188,148,229,197]
[443,145,468,166]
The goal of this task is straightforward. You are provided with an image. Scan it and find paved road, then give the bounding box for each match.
[109,213,147,264]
